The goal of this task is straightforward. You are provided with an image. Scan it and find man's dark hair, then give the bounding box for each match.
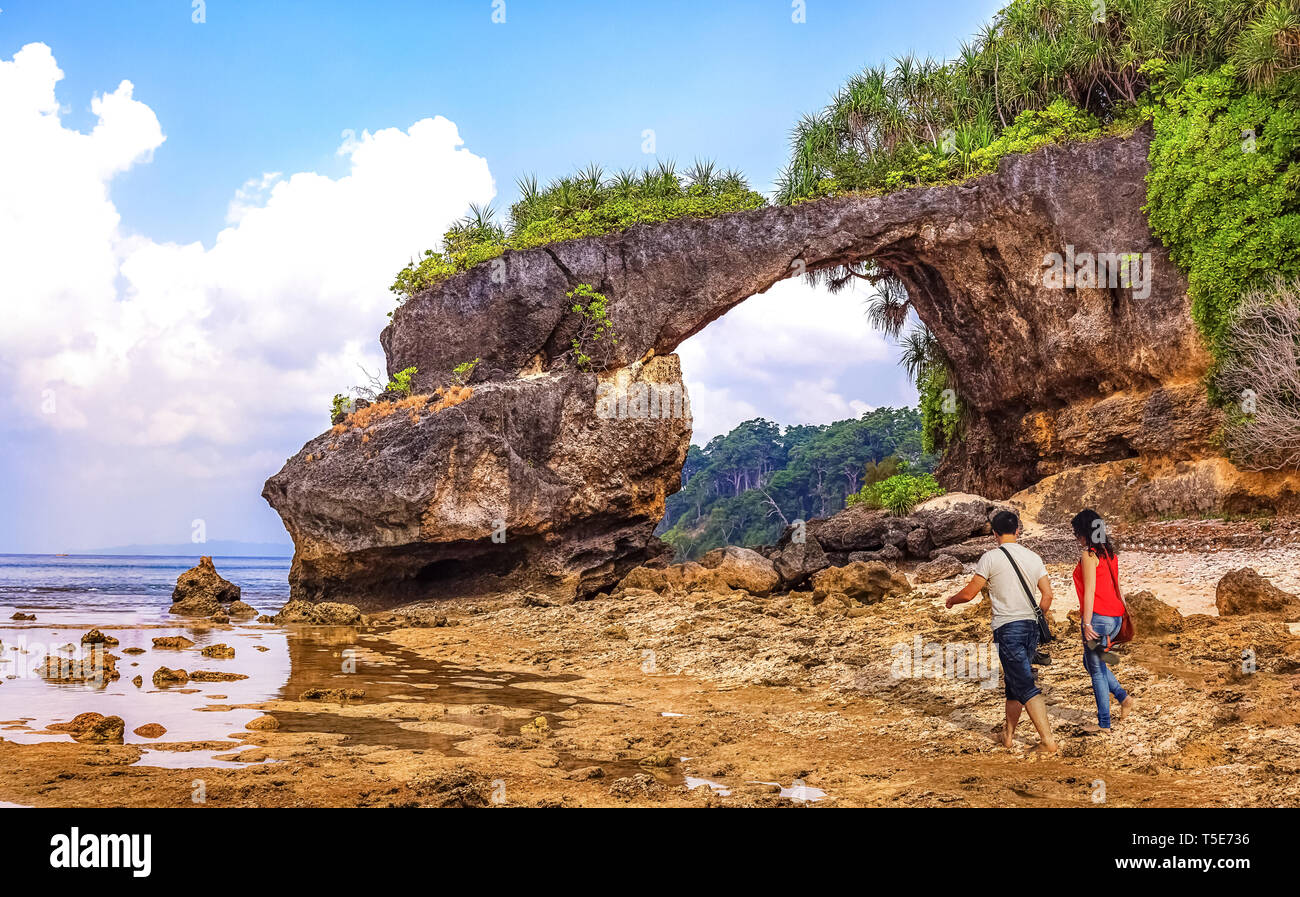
[991,510,1020,536]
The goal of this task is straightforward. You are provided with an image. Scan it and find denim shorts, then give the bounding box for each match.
[994,619,1041,704]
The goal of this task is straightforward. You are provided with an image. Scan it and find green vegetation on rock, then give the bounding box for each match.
[391,161,765,300]
[846,469,945,516]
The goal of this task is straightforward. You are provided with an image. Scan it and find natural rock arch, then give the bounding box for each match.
[265,129,1218,607]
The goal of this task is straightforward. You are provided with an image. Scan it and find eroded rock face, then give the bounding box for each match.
[380,130,1210,500]
[264,357,689,607]
[267,131,1234,606]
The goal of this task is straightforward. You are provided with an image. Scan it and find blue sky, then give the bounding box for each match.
[0,0,1004,553]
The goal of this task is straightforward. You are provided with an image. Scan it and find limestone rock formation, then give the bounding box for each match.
[265,131,1259,606]
[171,556,241,614]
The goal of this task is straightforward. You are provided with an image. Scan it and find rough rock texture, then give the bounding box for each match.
[1124,590,1184,635]
[914,554,964,584]
[273,600,364,625]
[171,556,240,613]
[267,131,1247,606]
[697,546,780,595]
[1215,568,1300,618]
[810,561,911,604]
[48,713,125,745]
[265,357,689,608]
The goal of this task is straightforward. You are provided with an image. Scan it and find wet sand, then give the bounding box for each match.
[1,547,1298,807]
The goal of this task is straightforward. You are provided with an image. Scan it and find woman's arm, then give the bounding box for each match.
[1081,551,1099,640]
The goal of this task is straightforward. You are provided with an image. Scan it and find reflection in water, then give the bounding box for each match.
[0,615,597,766]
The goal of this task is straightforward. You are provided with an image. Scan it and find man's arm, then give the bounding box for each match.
[945,575,988,609]
[1036,574,1054,615]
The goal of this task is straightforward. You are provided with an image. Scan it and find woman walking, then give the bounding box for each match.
[1071,509,1136,733]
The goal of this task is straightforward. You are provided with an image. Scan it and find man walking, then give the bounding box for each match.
[946,510,1058,753]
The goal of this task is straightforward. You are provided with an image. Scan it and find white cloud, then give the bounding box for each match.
[0,42,495,549]
[679,278,905,443]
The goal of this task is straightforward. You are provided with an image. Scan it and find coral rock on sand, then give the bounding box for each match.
[48,712,124,744]
[152,666,189,687]
[227,600,258,617]
[273,600,363,625]
[245,714,279,731]
[10,612,35,621]
[200,643,235,659]
[913,554,964,584]
[131,675,143,688]
[1215,568,1300,618]
[152,636,195,649]
[170,556,240,614]
[133,723,166,738]
[811,561,911,605]
[79,628,119,646]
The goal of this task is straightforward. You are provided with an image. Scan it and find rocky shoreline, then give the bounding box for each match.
[3,539,1297,808]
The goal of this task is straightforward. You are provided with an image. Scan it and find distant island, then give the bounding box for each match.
[75,540,294,558]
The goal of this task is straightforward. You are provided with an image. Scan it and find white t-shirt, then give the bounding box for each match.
[973,542,1049,631]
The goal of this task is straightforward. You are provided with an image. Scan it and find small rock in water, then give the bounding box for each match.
[245,714,280,730]
[48,712,124,744]
[152,666,190,687]
[133,723,166,738]
[152,636,195,650]
[122,646,145,655]
[299,687,365,701]
[227,600,258,617]
[200,643,235,659]
[80,628,120,646]
[131,675,143,688]
[189,670,247,681]
[10,613,35,621]
[170,556,240,614]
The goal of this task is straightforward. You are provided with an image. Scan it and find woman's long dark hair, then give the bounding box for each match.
[1071,508,1117,559]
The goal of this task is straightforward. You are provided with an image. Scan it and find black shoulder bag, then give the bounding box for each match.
[998,545,1054,645]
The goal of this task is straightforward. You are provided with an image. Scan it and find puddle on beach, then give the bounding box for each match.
[0,609,595,768]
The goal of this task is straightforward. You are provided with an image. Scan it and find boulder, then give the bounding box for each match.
[152,636,195,649]
[771,533,829,588]
[227,600,258,617]
[933,539,989,563]
[698,546,781,595]
[152,666,190,687]
[171,556,241,610]
[245,714,280,731]
[810,561,910,605]
[913,508,991,547]
[133,723,167,738]
[200,643,235,659]
[273,600,363,625]
[48,712,125,744]
[1124,590,1184,634]
[807,506,915,553]
[914,554,964,584]
[79,628,119,646]
[849,544,904,564]
[1215,568,1300,618]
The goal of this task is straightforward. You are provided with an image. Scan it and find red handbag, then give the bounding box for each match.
[1100,554,1135,644]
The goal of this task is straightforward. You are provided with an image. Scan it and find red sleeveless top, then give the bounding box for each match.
[1072,549,1125,617]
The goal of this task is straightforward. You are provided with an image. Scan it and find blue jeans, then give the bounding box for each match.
[1083,614,1128,727]
[994,619,1040,704]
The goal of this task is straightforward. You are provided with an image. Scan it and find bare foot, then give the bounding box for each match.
[992,724,1014,749]
[1119,696,1138,719]
[1081,723,1111,735]
[1029,742,1060,754]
